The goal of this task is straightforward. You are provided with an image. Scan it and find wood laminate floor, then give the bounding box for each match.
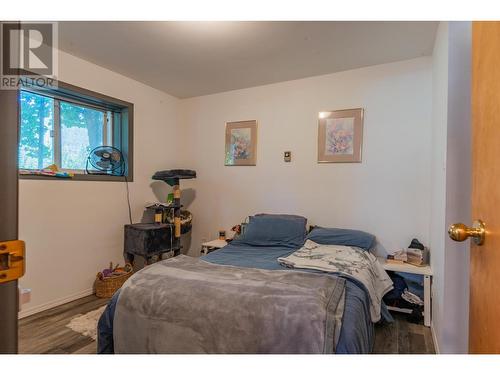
[19,295,435,354]
[19,295,109,354]
[373,313,436,354]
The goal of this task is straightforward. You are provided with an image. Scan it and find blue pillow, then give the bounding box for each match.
[307,226,375,250]
[233,214,307,248]
[254,213,307,222]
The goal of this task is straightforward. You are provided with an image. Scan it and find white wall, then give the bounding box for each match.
[430,21,472,354]
[18,50,182,316]
[180,58,433,257]
[443,21,471,354]
[430,21,449,353]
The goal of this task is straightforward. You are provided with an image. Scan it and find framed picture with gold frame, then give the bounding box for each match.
[225,120,258,166]
[318,108,364,163]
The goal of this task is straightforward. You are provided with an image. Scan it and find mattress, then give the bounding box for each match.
[98,242,380,353]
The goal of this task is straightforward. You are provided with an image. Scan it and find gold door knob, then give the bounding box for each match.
[448,220,486,245]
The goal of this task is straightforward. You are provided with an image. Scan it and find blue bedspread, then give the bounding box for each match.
[98,243,382,354]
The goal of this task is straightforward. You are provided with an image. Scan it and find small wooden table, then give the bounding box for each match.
[377,257,433,327]
[201,239,228,255]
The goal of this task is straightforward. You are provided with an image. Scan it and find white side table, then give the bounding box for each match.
[201,239,228,255]
[377,257,433,327]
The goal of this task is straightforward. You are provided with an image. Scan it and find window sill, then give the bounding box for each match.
[19,173,132,182]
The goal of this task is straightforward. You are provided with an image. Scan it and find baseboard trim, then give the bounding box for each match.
[431,323,440,354]
[18,288,94,319]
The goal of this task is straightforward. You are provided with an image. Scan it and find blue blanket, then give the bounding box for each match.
[98,243,387,353]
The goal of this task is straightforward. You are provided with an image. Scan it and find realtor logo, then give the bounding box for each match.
[1,22,58,89]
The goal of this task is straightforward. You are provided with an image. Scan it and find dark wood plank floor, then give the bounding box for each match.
[374,313,436,354]
[19,295,109,354]
[19,295,435,354]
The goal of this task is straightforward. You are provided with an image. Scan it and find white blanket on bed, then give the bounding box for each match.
[278,240,393,322]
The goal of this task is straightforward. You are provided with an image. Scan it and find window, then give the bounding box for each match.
[18,82,133,181]
[19,91,54,170]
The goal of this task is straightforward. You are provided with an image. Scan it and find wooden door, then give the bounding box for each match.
[470,21,500,353]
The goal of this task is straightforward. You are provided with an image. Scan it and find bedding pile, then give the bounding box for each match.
[278,239,393,322]
[113,255,346,353]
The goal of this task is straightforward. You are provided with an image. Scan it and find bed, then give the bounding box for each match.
[97,215,392,354]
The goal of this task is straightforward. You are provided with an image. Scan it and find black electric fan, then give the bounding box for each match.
[86,146,125,176]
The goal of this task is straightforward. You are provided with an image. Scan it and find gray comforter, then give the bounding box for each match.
[114,255,346,353]
[278,240,393,322]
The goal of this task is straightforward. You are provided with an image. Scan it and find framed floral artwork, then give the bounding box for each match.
[317,108,364,163]
[225,120,258,166]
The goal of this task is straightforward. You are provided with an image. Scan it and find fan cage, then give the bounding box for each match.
[86,146,125,176]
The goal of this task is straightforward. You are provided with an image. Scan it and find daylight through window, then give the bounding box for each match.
[18,87,132,179]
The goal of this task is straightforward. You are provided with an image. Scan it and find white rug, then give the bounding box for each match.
[66,305,106,341]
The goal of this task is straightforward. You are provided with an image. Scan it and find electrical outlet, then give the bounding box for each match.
[19,288,31,305]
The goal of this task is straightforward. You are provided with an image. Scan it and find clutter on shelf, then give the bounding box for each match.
[386,249,407,264]
[19,164,74,178]
[145,202,174,209]
[386,238,429,267]
[406,238,429,266]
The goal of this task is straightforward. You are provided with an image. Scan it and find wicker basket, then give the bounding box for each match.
[94,263,133,298]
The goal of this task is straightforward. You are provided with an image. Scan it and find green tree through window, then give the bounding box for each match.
[19,91,54,169]
[60,102,105,170]
[19,90,108,171]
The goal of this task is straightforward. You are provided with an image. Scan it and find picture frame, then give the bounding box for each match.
[317,108,364,163]
[225,120,258,166]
